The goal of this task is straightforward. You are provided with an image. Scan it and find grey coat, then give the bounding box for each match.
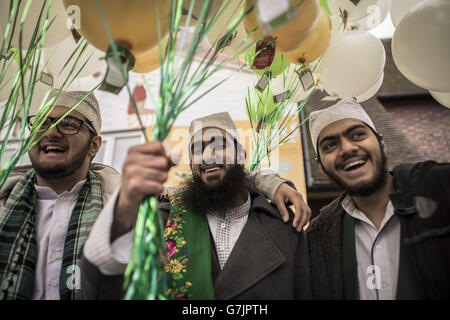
[80,191,312,300]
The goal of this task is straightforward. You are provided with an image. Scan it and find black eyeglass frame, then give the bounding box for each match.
[27,115,97,136]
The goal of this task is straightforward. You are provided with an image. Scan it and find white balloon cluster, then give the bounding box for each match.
[320,29,385,101]
[313,0,450,107]
[0,0,105,100]
[42,37,106,88]
[391,0,450,108]
[318,0,390,101]
[329,0,391,31]
[0,0,70,49]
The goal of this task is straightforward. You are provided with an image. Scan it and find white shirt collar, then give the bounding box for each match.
[341,194,395,229]
[34,179,87,200]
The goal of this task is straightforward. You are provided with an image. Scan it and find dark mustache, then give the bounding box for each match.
[200,164,225,171]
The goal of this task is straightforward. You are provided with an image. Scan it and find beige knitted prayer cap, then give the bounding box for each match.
[188,112,246,164]
[309,98,377,154]
[188,112,241,148]
[32,90,102,135]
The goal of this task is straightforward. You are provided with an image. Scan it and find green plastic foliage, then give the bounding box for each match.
[244,46,289,77]
[320,0,331,15]
[246,87,277,123]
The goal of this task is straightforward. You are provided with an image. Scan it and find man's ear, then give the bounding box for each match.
[235,142,246,165]
[237,148,246,165]
[89,136,102,158]
[319,163,325,175]
[315,157,325,175]
[379,135,388,154]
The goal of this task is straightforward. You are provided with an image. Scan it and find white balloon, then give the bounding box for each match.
[23,76,53,116]
[355,72,384,102]
[390,0,424,27]
[271,64,316,102]
[348,0,391,31]
[330,13,345,32]
[0,0,70,49]
[205,0,248,57]
[0,60,20,101]
[392,0,450,92]
[43,36,106,87]
[429,90,450,108]
[320,30,385,98]
[329,0,379,22]
[0,61,52,117]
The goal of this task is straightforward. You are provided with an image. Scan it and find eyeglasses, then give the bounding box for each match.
[27,115,96,136]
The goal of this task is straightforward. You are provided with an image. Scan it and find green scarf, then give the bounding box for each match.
[0,169,103,300]
[163,193,215,300]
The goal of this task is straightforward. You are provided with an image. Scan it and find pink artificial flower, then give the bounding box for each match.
[166,239,177,258]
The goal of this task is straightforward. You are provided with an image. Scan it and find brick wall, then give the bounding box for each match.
[383,97,450,163]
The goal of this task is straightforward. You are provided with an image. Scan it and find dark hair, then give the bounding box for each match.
[316,124,383,166]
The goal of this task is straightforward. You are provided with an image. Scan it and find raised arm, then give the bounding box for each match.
[249,170,312,232]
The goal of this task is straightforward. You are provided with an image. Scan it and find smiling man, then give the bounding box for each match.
[306,98,450,300]
[80,112,312,300]
[0,90,120,300]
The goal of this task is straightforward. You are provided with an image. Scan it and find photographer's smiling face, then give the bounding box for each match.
[189,127,238,187]
[317,119,388,196]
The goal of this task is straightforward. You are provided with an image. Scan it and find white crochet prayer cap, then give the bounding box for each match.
[309,98,377,154]
[188,112,241,148]
[188,112,245,164]
[32,90,102,135]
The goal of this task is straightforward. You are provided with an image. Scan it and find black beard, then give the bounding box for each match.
[323,145,388,197]
[180,165,249,214]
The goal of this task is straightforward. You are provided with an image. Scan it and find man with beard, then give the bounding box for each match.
[80,112,312,299]
[0,90,120,300]
[306,98,450,299]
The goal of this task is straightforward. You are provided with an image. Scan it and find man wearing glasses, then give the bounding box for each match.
[0,90,121,300]
[0,90,313,300]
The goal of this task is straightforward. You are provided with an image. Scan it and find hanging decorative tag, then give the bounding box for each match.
[251,40,276,70]
[216,31,237,52]
[255,70,271,92]
[1,48,14,60]
[256,0,296,34]
[273,90,292,103]
[340,8,349,30]
[182,7,199,22]
[70,27,82,44]
[39,72,54,87]
[100,43,135,94]
[295,67,315,91]
[256,118,264,133]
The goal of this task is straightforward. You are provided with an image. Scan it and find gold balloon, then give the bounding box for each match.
[62,0,169,56]
[283,7,331,65]
[133,37,169,74]
[243,0,320,53]
[181,0,224,26]
[205,0,248,57]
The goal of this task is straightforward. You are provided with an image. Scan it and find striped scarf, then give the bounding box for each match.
[0,169,103,300]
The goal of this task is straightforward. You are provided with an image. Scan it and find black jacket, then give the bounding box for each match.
[80,191,312,300]
[306,161,450,299]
